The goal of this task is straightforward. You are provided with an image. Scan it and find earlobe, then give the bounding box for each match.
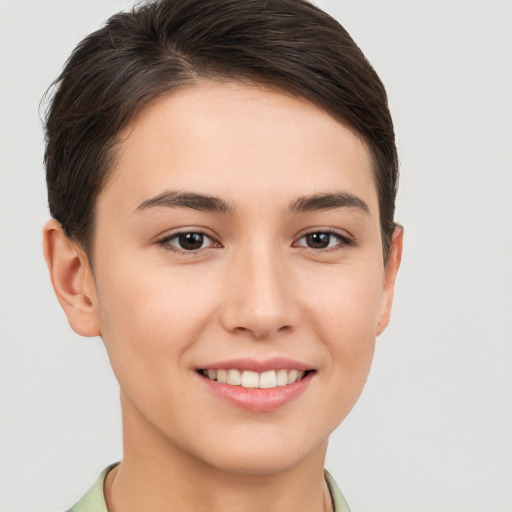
[376,225,404,336]
[42,219,101,337]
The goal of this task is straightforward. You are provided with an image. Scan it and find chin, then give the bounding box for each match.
[201,449,316,476]
[184,427,329,476]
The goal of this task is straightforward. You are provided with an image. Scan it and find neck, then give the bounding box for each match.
[105,393,332,512]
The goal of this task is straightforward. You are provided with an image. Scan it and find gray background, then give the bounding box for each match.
[1,1,511,511]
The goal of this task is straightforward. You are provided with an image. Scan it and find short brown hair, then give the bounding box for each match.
[44,0,398,261]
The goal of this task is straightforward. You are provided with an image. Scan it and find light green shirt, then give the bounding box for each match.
[67,464,350,512]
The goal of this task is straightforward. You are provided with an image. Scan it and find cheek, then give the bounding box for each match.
[300,261,383,389]
[302,258,384,337]
[94,257,218,375]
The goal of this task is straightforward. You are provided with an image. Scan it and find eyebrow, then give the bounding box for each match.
[133,190,369,216]
[289,192,369,215]
[134,191,234,215]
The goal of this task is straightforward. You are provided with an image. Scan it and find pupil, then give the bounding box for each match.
[306,232,330,248]
[179,232,204,250]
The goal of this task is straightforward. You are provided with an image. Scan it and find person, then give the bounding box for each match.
[41,0,402,510]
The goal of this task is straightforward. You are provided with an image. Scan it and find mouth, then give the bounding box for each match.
[198,368,312,389]
[196,358,315,411]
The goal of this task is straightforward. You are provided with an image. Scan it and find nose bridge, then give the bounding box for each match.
[220,237,296,339]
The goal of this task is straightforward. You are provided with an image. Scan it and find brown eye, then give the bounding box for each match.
[305,232,331,249]
[178,232,205,250]
[160,231,217,252]
[295,231,351,250]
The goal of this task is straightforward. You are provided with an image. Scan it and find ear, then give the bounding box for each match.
[42,219,101,337]
[376,225,403,336]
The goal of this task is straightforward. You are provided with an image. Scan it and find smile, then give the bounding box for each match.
[199,368,308,389]
[197,358,314,412]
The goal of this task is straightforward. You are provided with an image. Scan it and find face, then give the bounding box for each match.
[85,81,400,474]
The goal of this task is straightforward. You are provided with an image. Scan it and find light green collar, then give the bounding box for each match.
[67,464,350,512]
[65,463,116,512]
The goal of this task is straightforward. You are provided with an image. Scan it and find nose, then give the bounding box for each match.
[219,243,299,340]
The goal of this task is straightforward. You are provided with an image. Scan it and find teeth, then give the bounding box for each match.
[287,369,298,384]
[202,368,307,389]
[241,371,259,388]
[227,369,242,386]
[276,369,288,386]
[259,370,277,389]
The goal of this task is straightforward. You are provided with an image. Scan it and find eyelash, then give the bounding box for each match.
[157,231,219,254]
[294,230,354,252]
[157,229,353,255]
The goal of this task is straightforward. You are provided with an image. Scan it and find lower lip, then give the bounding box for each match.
[198,372,314,412]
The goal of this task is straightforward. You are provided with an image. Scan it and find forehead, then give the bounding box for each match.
[101,80,378,216]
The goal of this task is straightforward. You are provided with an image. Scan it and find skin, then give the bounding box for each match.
[43,81,402,512]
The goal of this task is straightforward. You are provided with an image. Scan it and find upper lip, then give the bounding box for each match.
[197,357,313,373]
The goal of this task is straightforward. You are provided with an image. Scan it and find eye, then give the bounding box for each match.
[294,231,351,250]
[159,231,218,252]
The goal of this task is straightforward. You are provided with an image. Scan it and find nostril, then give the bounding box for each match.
[218,292,299,339]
